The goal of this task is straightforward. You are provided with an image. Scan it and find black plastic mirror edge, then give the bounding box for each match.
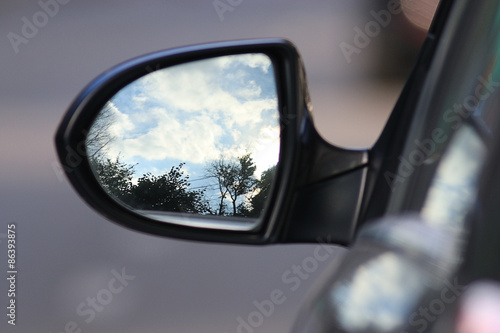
[55,38,304,244]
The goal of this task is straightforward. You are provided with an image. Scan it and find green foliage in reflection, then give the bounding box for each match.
[246,165,276,217]
[127,164,210,214]
[90,156,134,200]
[90,154,275,218]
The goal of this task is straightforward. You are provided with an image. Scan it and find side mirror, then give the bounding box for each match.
[56,39,368,244]
[87,53,280,230]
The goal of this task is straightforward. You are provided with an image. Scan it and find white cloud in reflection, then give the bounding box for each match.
[107,102,134,139]
[101,53,279,175]
[117,106,224,164]
[218,53,271,73]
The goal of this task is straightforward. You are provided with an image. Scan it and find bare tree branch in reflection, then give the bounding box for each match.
[206,154,258,216]
[206,158,231,215]
[86,102,116,160]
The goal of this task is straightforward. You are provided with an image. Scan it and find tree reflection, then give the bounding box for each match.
[89,154,275,218]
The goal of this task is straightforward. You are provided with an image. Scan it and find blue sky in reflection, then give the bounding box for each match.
[101,53,280,182]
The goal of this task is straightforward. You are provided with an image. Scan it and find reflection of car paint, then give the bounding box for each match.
[332,252,423,331]
[422,125,486,230]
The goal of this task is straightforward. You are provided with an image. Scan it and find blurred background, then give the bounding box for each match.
[0,0,437,332]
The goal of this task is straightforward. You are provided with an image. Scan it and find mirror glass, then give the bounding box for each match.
[86,53,280,230]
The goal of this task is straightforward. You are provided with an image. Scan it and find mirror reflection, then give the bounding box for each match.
[86,53,280,228]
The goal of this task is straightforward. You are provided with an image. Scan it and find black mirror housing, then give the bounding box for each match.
[56,38,368,245]
[56,39,308,244]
